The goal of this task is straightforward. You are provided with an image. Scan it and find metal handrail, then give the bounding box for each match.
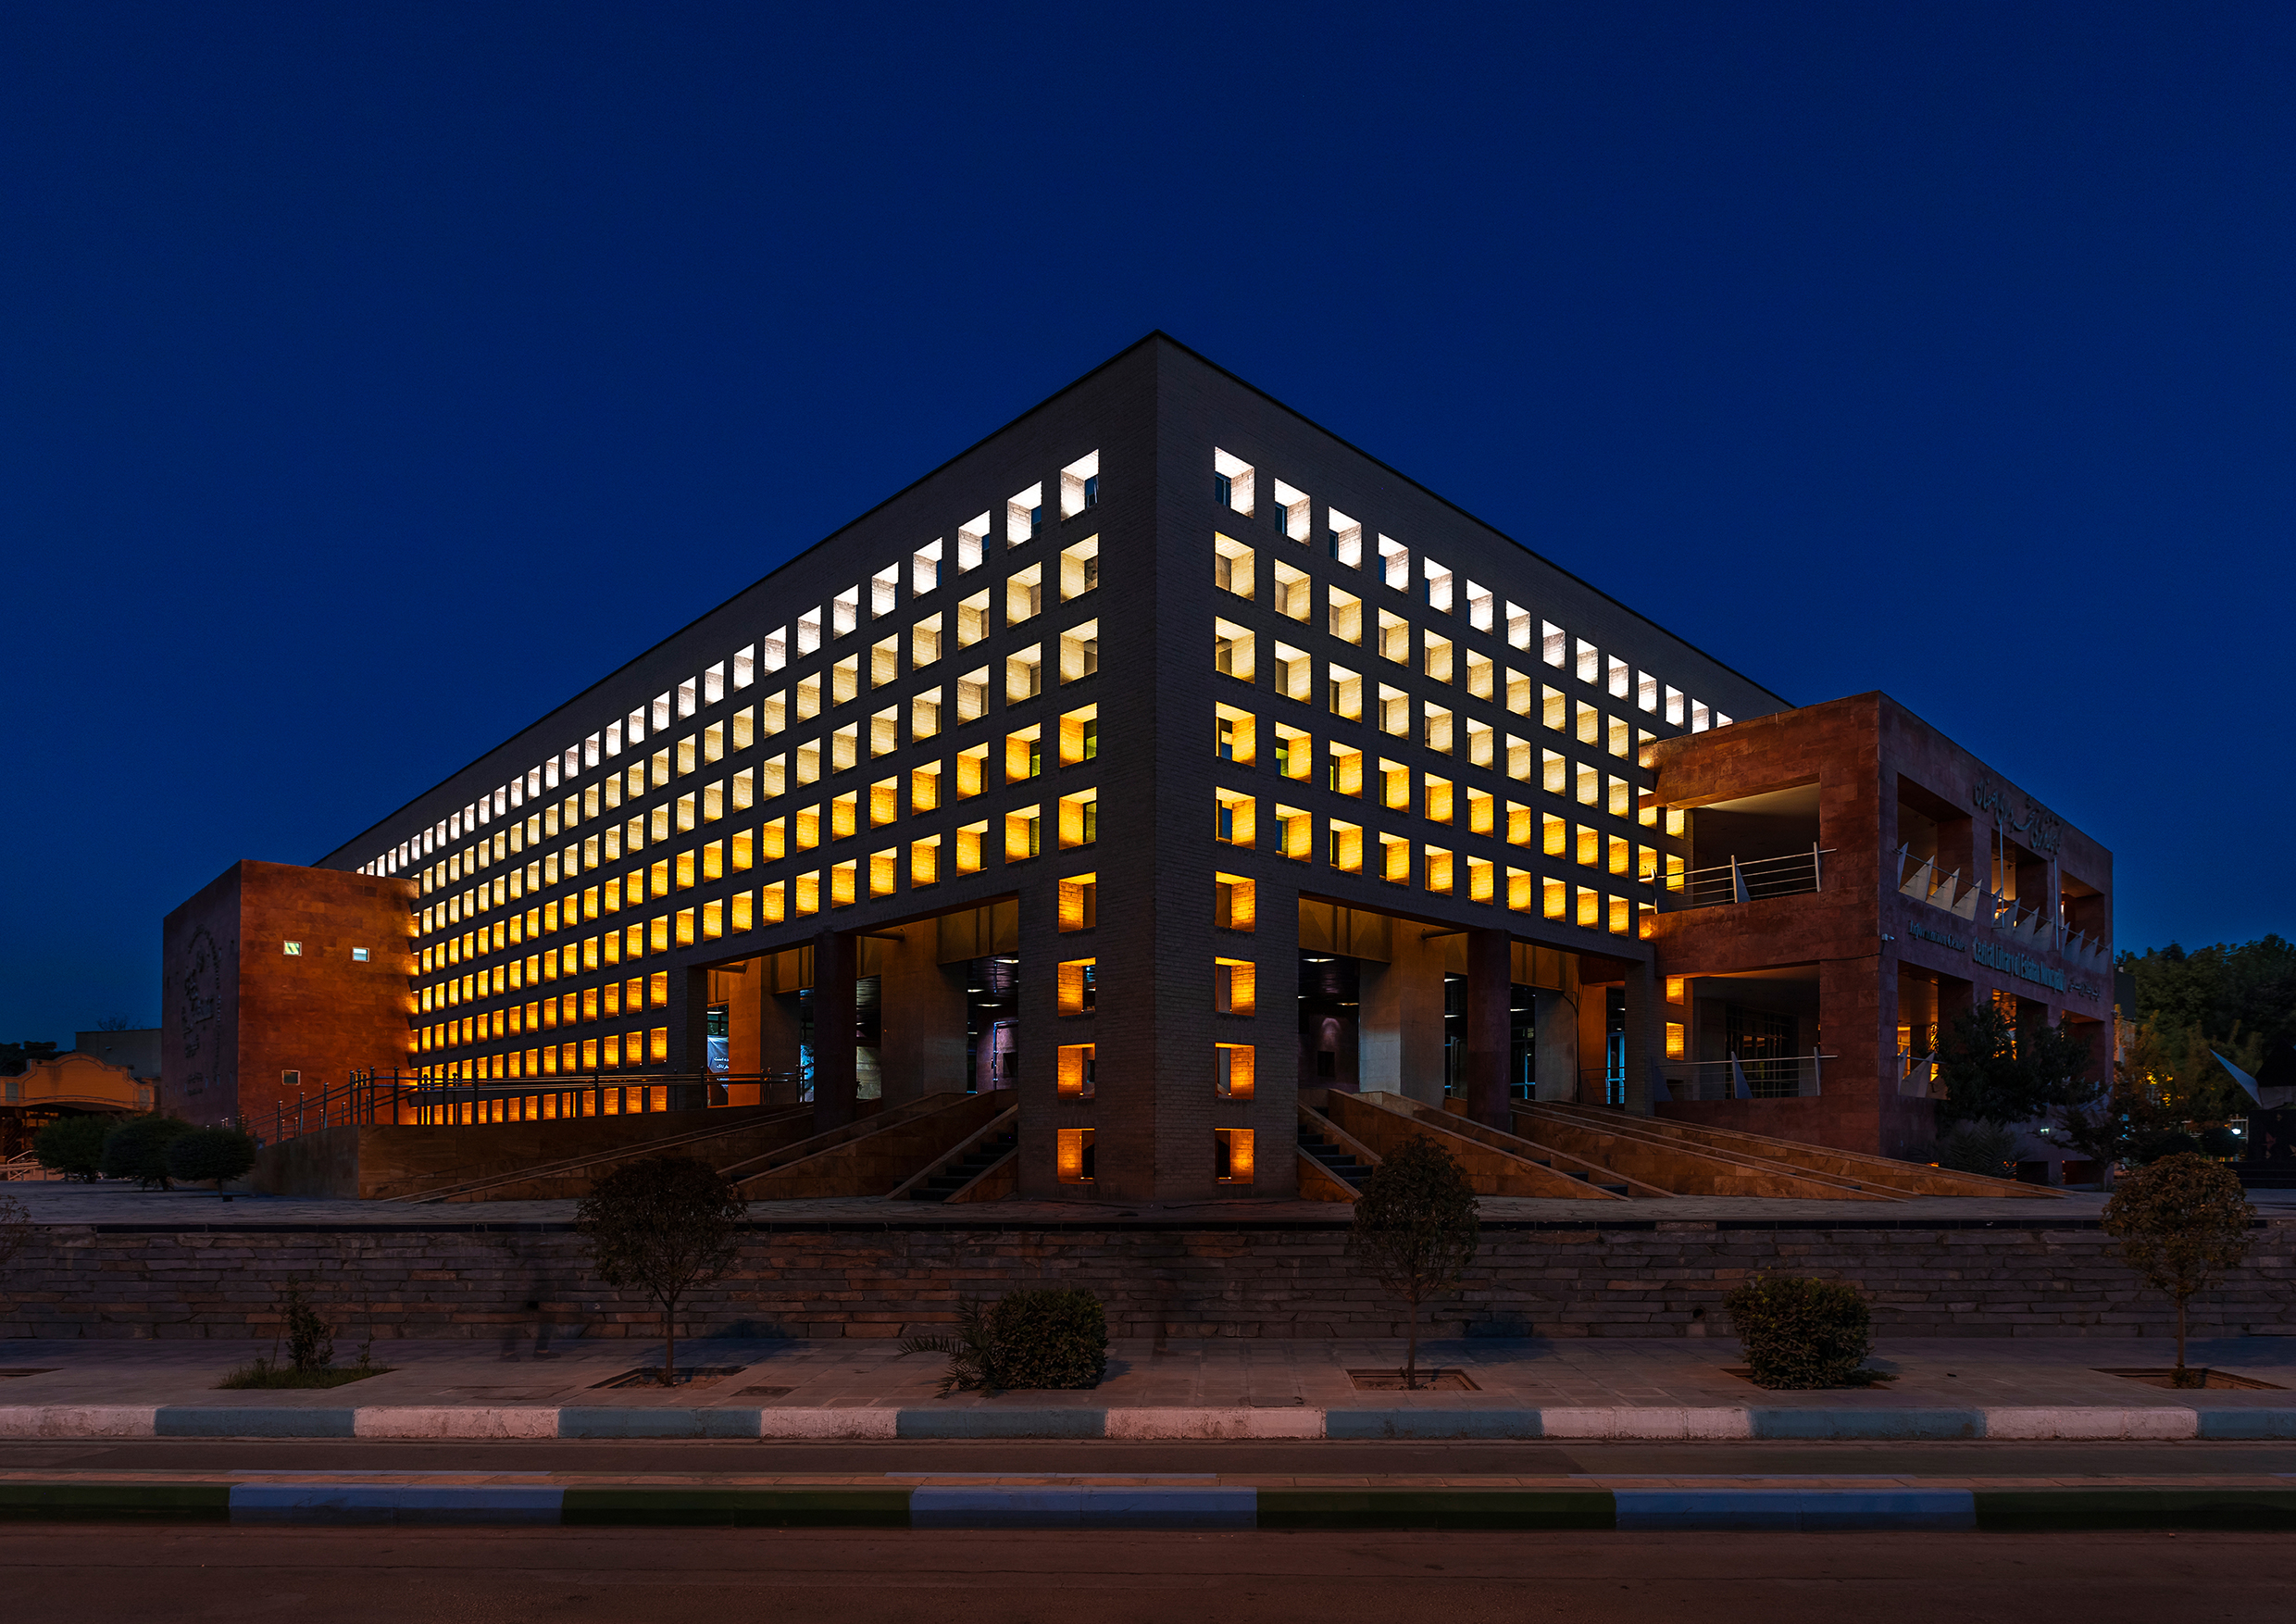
[265,1068,808,1145]
[1657,1049,1833,1102]
[1662,844,1832,910]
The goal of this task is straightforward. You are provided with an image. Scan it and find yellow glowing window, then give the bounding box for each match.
[1424,774,1454,824]
[955,821,987,875]
[1326,742,1363,797]
[1215,1044,1254,1099]
[829,860,857,907]
[1328,818,1363,873]
[1058,791,1097,849]
[1214,787,1254,847]
[1214,703,1255,766]
[1271,804,1311,862]
[911,836,941,889]
[1057,1127,1094,1183]
[1214,533,1254,599]
[1213,618,1254,681]
[1214,958,1255,1015]
[955,743,988,799]
[1609,895,1630,935]
[1575,886,1600,928]
[1057,1043,1094,1098]
[1057,958,1097,1016]
[1005,724,1043,783]
[794,870,820,916]
[1216,1127,1254,1183]
[1608,835,1630,876]
[1506,868,1532,911]
[910,764,941,813]
[1666,1021,1686,1059]
[869,848,897,898]
[1058,872,1097,931]
[1004,806,1042,862]
[1466,856,1494,904]
[1059,704,1098,766]
[1214,873,1255,931]
[761,881,786,924]
[1544,877,1568,919]
[1379,833,1411,884]
[1423,845,1454,894]
[1326,664,1362,720]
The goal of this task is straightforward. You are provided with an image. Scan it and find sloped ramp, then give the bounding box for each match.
[886,1106,1018,1203]
[383,1104,817,1204]
[722,1091,1009,1200]
[1317,1090,1628,1199]
[1508,1102,1897,1200]
[1529,1101,2062,1199]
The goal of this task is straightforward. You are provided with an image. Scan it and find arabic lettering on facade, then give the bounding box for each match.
[1971,779,2064,856]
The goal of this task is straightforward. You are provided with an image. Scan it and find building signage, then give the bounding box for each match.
[1973,938,2067,993]
[1907,919,1965,952]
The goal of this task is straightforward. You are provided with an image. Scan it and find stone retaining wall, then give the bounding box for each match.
[6,1220,2293,1342]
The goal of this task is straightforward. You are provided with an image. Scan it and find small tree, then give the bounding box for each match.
[574,1156,744,1385]
[2102,1151,2256,1387]
[32,1115,110,1181]
[166,1127,257,1195]
[99,1115,190,1190]
[1348,1136,1480,1388]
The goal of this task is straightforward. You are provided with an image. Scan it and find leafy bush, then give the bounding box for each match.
[33,1115,110,1181]
[100,1115,190,1189]
[2197,1125,2244,1159]
[900,1288,1109,1396]
[993,1288,1108,1390]
[1933,1121,2017,1179]
[1726,1274,1874,1390]
[166,1127,257,1193]
[2131,1127,2203,1164]
[282,1281,335,1372]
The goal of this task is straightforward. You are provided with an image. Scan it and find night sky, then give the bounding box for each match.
[4,2,2289,1040]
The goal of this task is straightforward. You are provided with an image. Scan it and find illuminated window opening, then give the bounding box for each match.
[1272,721,1310,781]
[1270,559,1311,623]
[1058,871,1098,931]
[1466,856,1494,903]
[1271,803,1312,861]
[1214,447,1254,515]
[1328,584,1362,643]
[1004,805,1042,862]
[1466,718,1492,769]
[1379,832,1411,884]
[1422,703,1454,755]
[1214,703,1255,765]
[1424,844,1454,894]
[1006,644,1043,704]
[1270,641,1311,702]
[1377,683,1409,737]
[1214,787,1254,847]
[1215,1049,1254,1101]
[1057,1127,1094,1183]
[1006,561,1044,626]
[1214,872,1255,931]
[1423,773,1454,823]
[956,590,991,648]
[1379,758,1410,811]
[1059,535,1099,599]
[955,667,989,724]
[1214,533,1254,600]
[912,538,943,597]
[1375,609,1409,666]
[1058,790,1097,849]
[833,587,859,639]
[1059,704,1098,765]
[1378,534,1409,592]
[911,835,941,888]
[1007,481,1044,546]
[1424,557,1454,614]
[1058,618,1099,682]
[1005,723,1045,783]
[1058,1043,1096,1098]
[955,743,989,800]
[869,848,897,898]
[1326,664,1363,721]
[1213,618,1255,682]
[910,763,941,813]
[912,686,942,742]
[1326,743,1364,797]
[1060,450,1100,518]
[829,860,857,908]
[1057,957,1097,1015]
[1327,508,1363,568]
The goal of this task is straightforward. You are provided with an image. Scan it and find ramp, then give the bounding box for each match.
[723,1091,1009,1200]
[1319,1091,1626,1199]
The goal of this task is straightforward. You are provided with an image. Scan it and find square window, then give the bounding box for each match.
[283,941,303,956]
[351,947,369,962]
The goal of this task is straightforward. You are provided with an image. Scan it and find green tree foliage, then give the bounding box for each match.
[281,1282,334,1373]
[574,1156,744,1386]
[1932,1121,2018,1179]
[1348,1136,1481,1388]
[2101,1152,2256,1386]
[2122,937,2296,1054]
[0,1042,60,1077]
[165,1127,257,1194]
[99,1116,190,1190]
[1725,1274,1874,1389]
[32,1114,110,1181]
[1935,1004,2100,1128]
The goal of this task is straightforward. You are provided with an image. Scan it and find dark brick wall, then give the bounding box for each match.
[10,1218,2287,1343]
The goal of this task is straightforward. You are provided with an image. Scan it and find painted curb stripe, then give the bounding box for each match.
[155,1407,358,1439]
[1255,1490,1616,1530]
[909,1487,1255,1529]
[1974,1489,2296,1530]
[559,1487,912,1527]
[8,1402,2296,1442]
[228,1484,564,1524]
[1614,1490,1976,1531]
[0,1483,231,1520]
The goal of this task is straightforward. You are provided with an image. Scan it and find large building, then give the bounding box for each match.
[168,334,2111,1200]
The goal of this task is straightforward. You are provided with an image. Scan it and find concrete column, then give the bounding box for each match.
[1242,869,1300,1196]
[1533,987,1578,1101]
[811,928,857,1131]
[1620,958,1659,1116]
[878,921,967,1105]
[1358,927,1446,1104]
[1463,927,1512,1128]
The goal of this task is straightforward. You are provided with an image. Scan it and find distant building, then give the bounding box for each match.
[73,1029,160,1081]
[1,1051,153,1159]
[159,861,416,1131]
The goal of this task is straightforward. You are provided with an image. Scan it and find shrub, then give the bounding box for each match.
[992,1288,1108,1391]
[1349,1136,1480,1387]
[2131,1127,2203,1164]
[574,1155,745,1386]
[1933,1121,2017,1179]
[2103,1151,2256,1387]
[33,1115,110,1181]
[166,1127,257,1194]
[281,1282,334,1373]
[99,1115,190,1189]
[1726,1274,1873,1390]
[900,1288,1109,1396]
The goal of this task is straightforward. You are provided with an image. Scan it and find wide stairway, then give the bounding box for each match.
[1295,1121,1374,1192]
[905,1120,1020,1201]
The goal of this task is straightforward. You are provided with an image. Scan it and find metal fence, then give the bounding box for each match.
[1663,845,1831,910]
[1656,1052,1831,1102]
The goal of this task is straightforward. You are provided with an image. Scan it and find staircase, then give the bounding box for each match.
[905,1121,1020,1201]
[1296,1121,1374,1191]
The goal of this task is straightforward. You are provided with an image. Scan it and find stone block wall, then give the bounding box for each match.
[5,1219,2291,1343]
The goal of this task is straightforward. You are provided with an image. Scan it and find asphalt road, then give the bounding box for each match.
[5,1436,2295,1476]
[0,1524,2280,1624]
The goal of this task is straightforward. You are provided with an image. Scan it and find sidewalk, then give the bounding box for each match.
[4,1333,2293,1441]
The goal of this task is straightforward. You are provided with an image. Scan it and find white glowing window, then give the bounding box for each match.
[1214,448,1255,515]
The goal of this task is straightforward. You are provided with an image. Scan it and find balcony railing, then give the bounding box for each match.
[1662,844,1831,911]
[1656,1051,1831,1101]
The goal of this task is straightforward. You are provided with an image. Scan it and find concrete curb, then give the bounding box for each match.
[5,1403,2293,1441]
[2,1480,2293,1530]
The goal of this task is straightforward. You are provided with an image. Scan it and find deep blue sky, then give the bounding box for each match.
[3,2,2289,1040]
